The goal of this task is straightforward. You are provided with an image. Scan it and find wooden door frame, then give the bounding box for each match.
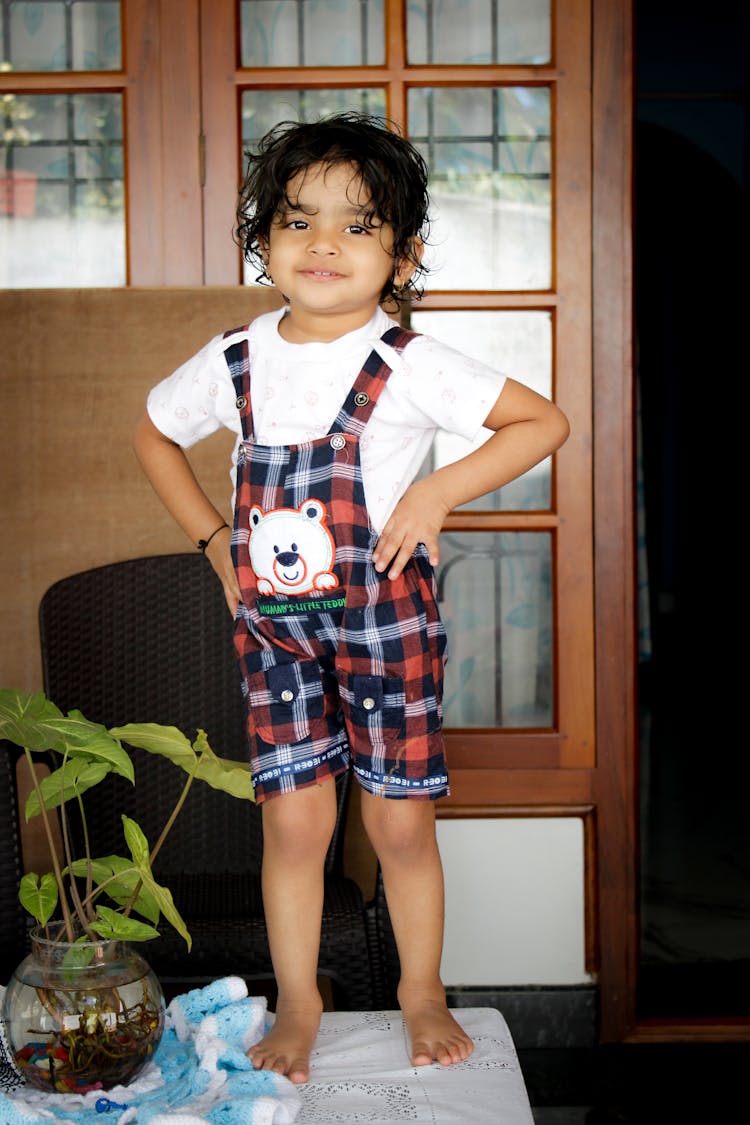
[591,0,638,1043]
[591,0,750,1043]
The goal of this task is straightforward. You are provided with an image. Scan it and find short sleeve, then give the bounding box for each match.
[146,334,242,448]
[392,334,507,439]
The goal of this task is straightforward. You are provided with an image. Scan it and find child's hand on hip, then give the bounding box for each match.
[372,478,450,580]
[205,531,241,616]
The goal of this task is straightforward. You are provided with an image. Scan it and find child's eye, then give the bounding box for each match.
[286,219,310,230]
[347,224,369,235]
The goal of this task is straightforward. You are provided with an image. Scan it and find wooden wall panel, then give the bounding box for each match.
[0,287,283,691]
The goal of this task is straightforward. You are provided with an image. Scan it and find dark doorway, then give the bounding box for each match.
[635,1,749,1018]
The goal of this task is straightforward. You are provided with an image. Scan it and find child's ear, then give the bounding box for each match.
[394,237,424,287]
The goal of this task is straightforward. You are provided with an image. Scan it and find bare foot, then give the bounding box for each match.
[399,985,474,1068]
[247,1000,322,1084]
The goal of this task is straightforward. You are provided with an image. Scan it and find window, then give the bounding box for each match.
[0,0,125,285]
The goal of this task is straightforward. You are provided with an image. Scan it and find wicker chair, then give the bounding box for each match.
[0,740,33,970]
[37,553,380,1008]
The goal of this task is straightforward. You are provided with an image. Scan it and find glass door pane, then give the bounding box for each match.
[0,91,124,285]
[412,310,553,510]
[0,0,121,70]
[240,0,384,66]
[408,86,551,289]
[0,1,124,285]
[438,531,554,728]
[407,0,550,64]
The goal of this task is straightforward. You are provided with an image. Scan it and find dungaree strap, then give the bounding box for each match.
[222,326,254,441]
[328,326,420,436]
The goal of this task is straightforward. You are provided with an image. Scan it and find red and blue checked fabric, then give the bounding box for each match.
[223,324,449,801]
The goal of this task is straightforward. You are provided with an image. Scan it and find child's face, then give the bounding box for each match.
[262,162,413,340]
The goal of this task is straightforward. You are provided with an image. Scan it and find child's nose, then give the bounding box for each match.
[307,228,338,254]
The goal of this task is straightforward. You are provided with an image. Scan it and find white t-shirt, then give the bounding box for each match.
[147,306,507,532]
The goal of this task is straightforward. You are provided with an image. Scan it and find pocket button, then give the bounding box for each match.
[280,688,294,703]
[362,696,376,711]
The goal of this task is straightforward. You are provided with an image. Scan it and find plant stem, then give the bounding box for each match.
[76,786,94,904]
[150,771,196,867]
[58,783,96,938]
[23,748,75,942]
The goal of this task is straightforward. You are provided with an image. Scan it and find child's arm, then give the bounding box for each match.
[133,413,241,614]
[371,378,570,580]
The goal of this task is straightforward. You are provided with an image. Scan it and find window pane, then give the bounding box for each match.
[0,92,124,285]
[409,86,551,289]
[439,531,554,728]
[412,310,553,510]
[240,0,384,66]
[0,1,121,71]
[407,0,550,65]
[240,87,387,285]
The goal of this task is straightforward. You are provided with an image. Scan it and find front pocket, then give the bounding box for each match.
[338,672,406,747]
[246,659,325,746]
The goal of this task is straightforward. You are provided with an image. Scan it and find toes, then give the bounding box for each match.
[287,1057,310,1084]
[411,1040,434,1067]
[412,1035,474,1067]
[248,1046,309,1083]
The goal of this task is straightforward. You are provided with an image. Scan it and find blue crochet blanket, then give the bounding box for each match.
[0,977,301,1124]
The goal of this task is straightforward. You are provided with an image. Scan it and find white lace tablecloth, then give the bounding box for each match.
[1,982,532,1124]
[298,1007,534,1124]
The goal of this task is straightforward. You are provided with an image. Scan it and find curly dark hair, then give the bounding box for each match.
[235,111,431,305]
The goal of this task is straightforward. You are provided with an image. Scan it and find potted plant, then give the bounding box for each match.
[0,687,254,1094]
[1,62,38,216]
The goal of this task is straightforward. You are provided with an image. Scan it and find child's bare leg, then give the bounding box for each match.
[248,778,338,1084]
[361,790,473,1067]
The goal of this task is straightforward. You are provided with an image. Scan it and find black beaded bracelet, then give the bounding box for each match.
[197,522,229,552]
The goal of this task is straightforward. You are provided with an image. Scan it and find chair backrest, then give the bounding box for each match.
[38,553,263,876]
[0,740,31,965]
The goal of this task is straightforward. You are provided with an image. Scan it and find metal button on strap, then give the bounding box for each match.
[354,392,369,406]
[330,434,346,450]
[362,697,376,711]
[280,689,294,703]
[235,395,247,410]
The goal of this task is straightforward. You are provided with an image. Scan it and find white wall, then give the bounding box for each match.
[437,817,592,986]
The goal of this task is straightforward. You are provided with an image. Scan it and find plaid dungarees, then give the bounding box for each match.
[224,325,449,802]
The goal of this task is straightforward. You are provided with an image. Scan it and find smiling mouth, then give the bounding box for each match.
[302,270,343,279]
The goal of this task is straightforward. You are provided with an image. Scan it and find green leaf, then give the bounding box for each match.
[191,729,255,801]
[112,723,254,799]
[19,871,58,924]
[65,857,117,884]
[121,814,151,867]
[0,690,133,778]
[90,905,159,942]
[62,721,134,780]
[120,816,191,950]
[134,872,191,950]
[110,723,196,770]
[62,942,96,972]
[25,758,111,818]
[0,689,65,750]
[105,876,161,924]
[66,854,162,925]
[90,854,162,924]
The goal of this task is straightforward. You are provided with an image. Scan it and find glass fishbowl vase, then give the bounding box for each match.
[2,927,165,1094]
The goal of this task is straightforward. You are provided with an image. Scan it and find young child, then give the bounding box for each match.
[133,111,569,1084]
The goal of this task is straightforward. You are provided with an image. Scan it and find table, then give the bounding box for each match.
[1,982,533,1124]
[297,1007,534,1124]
